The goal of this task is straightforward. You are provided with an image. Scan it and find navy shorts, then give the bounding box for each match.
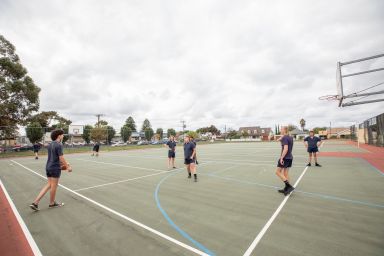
[46,169,61,178]
[34,150,39,153]
[277,158,293,168]
[308,147,318,153]
[184,158,196,165]
[168,150,175,158]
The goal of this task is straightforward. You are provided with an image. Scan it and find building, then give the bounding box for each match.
[318,128,351,139]
[238,126,273,141]
[289,129,308,140]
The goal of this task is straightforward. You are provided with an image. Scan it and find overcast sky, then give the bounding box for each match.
[1,0,383,132]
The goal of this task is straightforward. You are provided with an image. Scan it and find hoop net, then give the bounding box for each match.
[319,95,339,101]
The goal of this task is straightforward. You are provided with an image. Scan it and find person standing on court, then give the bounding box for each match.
[164,135,177,169]
[275,126,295,196]
[33,142,41,160]
[184,135,197,182]
[92,141,100,157]
[29,129,72,211]
[304,130,322,167]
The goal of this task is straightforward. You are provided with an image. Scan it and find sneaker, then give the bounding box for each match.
[188,174,191,179]
[278,189,285,193]
[35,157,38,160]
[194,177,198,182]
[315,163,322,167]
[173,166,176,169]
[307,163,311,167]
[284,186,295,196]
[29,203,39,211]
[49,202,64,208]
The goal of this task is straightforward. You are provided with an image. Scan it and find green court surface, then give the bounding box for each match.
[0,141,383,256]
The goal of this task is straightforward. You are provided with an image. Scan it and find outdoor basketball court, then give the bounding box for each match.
[0,141,383,256]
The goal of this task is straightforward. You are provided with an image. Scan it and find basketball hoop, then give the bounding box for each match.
[319,95,339,101]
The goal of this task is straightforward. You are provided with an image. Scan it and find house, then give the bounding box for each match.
[318,128,351,139]
[290,129,308,140]
[130,131,146,141]
[238,126,273,141]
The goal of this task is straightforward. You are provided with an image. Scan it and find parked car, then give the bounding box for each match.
[111,142,127,147]
[137,140,149,145]
[0,146,6,153]
[12,144,33,152]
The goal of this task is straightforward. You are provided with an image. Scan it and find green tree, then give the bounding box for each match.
[82,125,93,144]
[28,111,72,131]
[313,127,327,134]
[106,126,116,144]
[141,118,152,131]
[186,131,198,139]
[90,127,107,142]
[125,116,136,132]
[287,124,296,132]
[0,35,41,140]
[25,122,44,143]
[144,127,154,141]
[228,129,239,139]
[156,128,163,139]
[95,120,108,128]
[241,130,249,138]
[120,126,132,142]
[299,118,306,131]
[167,128,176,137]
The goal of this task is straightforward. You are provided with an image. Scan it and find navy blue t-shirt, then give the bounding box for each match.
[33,144,40,151]
[46,141,63,171]
[184,142,195,159]
[304,136,321,148]
[281,135,293,160]
[166,141,176,151]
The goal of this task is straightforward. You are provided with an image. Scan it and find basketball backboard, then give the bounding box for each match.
[68,125,84,135]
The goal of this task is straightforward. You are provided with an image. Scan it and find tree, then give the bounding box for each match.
[299,118,306,131]
[241,130,249,138]
[156,128,163,139]
[28,111,72,131]
[0,35,41,139]
[227,129,239,139]
[90,127,107,142]
[144,127,154,141]
[125,116,136,132]
[25,122,44,143]
[95,120,108,128]
[196,125,221,135]
[120,126,132,142]
[82,125,93,144]
[167,128,176,137]
[313,127,327,134]
[141,118,152,131]
[186,131,198,139]
[106,126,116,144]
[287,124,297,132]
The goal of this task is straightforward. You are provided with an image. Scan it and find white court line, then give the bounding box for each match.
[75,158,165,172]
[74,171,170,191]
[10,160,209,256]
[243,166,309,256]
[0,177,42,256]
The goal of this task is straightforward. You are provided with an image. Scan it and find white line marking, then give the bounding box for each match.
[74,171,170,191]
[243,166,309,256]
[75,158,165,172]
[0,177,43,256]
[10,160,209,256]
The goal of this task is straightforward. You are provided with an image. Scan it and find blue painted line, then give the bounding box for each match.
[206,174,384,209]
[154,171,216,256]
[360,158,384,177]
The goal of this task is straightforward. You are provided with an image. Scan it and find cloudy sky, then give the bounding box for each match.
[1,0,383,132]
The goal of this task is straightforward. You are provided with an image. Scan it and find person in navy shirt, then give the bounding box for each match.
[304,130,322,167]
[184,135,197,182]
[164,136,177,169]
[30,129,72,211]
[33,142,41,160]
[275,126,295,196]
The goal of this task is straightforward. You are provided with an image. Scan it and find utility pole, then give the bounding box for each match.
[181,120,186,135]
[95,114,104,127]
[329,122,331,139]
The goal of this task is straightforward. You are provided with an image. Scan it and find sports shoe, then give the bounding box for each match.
[278,189,285,193]
[307,163,311,167]
[315,163,322,167]
[49,202,64,208]
[284,186,295,196]
[29,203,39,211]
[188,174,191,179]
[194,177,198,182]
[35,157,38,160]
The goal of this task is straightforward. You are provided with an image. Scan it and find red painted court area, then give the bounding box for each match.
[0,185,34,256]
[319,141,384,174]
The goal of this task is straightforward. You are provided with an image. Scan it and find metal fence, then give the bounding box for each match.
[353,112,384,147]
